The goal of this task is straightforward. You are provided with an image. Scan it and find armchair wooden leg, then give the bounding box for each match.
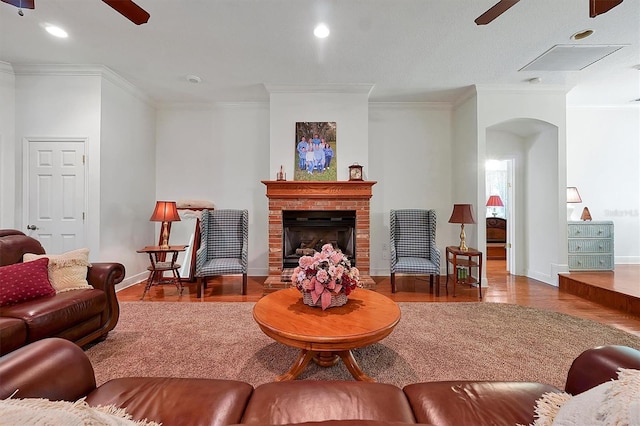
[242,273,247,295]
[391,273,396,293]
[197,277,206,298]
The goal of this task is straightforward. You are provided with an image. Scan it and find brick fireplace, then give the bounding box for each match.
[262,180,376,291]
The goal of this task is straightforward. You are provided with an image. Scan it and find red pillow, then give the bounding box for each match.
[0,258,56,307]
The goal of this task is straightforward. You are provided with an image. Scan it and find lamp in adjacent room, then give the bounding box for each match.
[486,195,504,217]
[567,187,582,221]
[150,201,181,249]
[448,204,476,252]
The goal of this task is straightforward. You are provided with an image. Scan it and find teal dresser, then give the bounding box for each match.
[568,221,614,271]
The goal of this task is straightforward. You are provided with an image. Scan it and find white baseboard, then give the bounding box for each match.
[115,271,148,292]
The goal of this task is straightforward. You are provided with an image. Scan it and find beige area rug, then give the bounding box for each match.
[86,301,640,389]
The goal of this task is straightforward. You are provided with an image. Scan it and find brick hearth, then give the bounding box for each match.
[262,180,376,292]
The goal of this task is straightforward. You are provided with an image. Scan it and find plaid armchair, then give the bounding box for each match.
[390,209,440,293]
[195,209,248,296]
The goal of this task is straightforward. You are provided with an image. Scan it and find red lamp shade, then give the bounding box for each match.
[448,204,477,224]
[150,201,180,249]
[449,204,476,251]
[486,195,504,207]
[150,201,181,223]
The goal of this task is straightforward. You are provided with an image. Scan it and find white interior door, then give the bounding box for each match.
[24,139,87,254]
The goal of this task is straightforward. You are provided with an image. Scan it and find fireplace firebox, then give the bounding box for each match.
[282,210,356,268]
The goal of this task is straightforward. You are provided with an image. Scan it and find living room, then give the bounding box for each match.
[0,1,638,291]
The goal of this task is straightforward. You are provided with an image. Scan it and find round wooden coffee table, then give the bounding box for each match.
[253,287,401,382]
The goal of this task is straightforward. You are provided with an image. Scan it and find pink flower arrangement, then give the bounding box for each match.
[293,243,361,310]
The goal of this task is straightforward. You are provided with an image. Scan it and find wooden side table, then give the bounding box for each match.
[137,245,188,300]
[445,246,483,299]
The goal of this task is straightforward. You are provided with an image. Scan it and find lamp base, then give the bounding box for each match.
[458,224,469,251]
[160,221,170,249]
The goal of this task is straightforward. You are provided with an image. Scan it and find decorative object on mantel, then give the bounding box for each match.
[293,243,361,310]
[567,186,582,220]
[349,163,363,181]
[581,207,592,221]
[448,204,476,252]
[149,201,181,249]
[276,165,286,181]
[485,195,503,217]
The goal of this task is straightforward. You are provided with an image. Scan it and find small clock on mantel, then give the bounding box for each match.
[349,164,363,181]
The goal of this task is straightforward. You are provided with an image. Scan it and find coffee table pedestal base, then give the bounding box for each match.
[276,349,375,382]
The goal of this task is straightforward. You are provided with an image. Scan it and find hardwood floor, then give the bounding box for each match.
[116,260,640,337]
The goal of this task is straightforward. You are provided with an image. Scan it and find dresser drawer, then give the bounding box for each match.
[568,254,614,271]
[568,239,612,254]
[568,222,613,238]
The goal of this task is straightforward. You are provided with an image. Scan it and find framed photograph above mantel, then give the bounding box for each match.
[294,121,337,182]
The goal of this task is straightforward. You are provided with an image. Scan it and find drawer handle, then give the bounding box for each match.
[576,245,581,251]
[598,230,603,234]
[575,230,581,234]
[599,245,604,250]
[577,261,582,265]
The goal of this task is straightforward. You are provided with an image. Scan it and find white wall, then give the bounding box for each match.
[13,66,102,257]
[451,92,480,248]
[524,127,560,283]
[100,73,157,287]
[567,106,640,264]
[155,103,271,275]
[368,103,453,275]
[267,88,371,181]
[0,62,15,228]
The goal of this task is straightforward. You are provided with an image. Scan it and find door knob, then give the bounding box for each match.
[26,224,38,230]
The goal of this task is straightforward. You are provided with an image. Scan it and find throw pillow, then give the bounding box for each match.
[0,397,161,426]
[525,368,640,426]
[0,258,55,307]
[24,248,92,293]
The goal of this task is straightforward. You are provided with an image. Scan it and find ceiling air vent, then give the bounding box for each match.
[520,44,626,71]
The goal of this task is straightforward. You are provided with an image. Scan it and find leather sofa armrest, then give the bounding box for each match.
[564,345,640,395]
[0,338,97,401]
[79,262,125,346]
[87,262,125,292]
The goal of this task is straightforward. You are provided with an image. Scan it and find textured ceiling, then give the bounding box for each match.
[1,0,638,106]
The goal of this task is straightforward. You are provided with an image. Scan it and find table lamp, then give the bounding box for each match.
[567,187,582,220]
[486,195,504,217]
[448,204,476,251]
[150,201,181,249]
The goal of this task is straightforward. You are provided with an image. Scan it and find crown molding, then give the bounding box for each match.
[156,101,270,111]
[474,83,571,95]
[10,63,153,106]
[368,101,452,111]
[264,83,375,96]
[0,61,14,76]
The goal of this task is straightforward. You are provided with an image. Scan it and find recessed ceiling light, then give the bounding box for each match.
[528,77,542,84]
[571,29,594,40]
[314,23,330,39]
[186,75,202,84]
[45,25,68,38]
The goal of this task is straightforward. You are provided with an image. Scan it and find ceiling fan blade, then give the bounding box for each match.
[102,0,150,25]
[1,0,35,9]
[475,0,520,25]
[590,0,623,17]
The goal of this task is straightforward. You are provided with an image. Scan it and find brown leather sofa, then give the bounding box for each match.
[1,338,639,426]
[0,230,125,355]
